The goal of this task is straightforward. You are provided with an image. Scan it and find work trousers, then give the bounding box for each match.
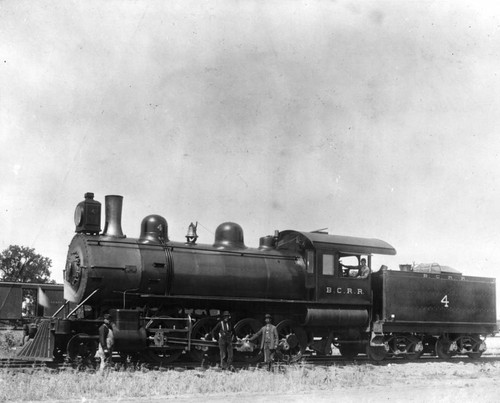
[263,343,274,364]
[97,344,113,371]
[218,337,233,369]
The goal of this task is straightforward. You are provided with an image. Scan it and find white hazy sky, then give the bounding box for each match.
[1,1,500,306]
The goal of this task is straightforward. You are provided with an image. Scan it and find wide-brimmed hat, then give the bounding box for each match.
[222,311,231,317]
[265,313,272,319]
[103,313,112,320]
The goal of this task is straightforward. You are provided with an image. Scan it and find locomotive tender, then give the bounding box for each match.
[18,193,497,363]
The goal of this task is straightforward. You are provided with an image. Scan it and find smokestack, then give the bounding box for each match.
[102,195,125,238]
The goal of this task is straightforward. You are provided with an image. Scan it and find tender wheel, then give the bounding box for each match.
[66,333,98,367]
[435,337,453,359]
[404,336,424,360]
[338,343,361,360]
[467,351,483,359]
[276,320,307,363]
[462,335,485,359]
[366,344,388,362]
[189,316,219,362]
[467,350,483,359]
[233,318,263,363]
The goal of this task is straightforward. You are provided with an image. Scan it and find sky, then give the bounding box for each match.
[1,1,500,310]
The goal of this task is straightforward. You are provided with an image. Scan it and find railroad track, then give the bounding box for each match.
[0,357,56,369]
[1,353,499,370]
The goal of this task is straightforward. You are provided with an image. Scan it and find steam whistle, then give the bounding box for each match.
[186,222,198,244]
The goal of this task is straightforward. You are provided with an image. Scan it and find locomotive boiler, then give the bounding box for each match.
[17,193,497,365]
[66,194,305,308]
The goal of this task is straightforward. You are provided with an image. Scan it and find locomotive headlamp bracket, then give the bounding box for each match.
[75,192,101,234]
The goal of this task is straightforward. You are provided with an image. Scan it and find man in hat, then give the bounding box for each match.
[248,313,279,370]
[340,257,371,278]
[211,311,234,370]
[358,258,371,278]
[97,313,114,371]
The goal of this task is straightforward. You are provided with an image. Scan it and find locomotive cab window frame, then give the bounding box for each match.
[322,254,335,276]
[306,250,315,274]
[338,254,371,278]
[305,249,316,300]
[316,250,342,277]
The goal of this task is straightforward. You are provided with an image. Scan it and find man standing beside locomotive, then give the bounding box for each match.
[248,314,279,370]
[97,313,114,371]
[211,311,234,370]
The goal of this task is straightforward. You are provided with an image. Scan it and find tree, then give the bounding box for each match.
[0,245,55,283]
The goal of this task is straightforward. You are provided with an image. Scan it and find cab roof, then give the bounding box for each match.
[278,230,397,256]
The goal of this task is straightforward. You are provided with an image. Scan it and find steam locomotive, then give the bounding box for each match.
[18,193,497,364]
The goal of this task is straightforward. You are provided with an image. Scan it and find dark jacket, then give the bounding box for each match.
[211,320,234,341]
[99,323,113,350]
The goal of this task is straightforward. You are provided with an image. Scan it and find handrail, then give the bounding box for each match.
[51,300,69,318]
[66,289,99,318]
[122,288,139,309]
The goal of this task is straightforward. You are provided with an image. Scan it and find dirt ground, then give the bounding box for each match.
[60,367,499,403]
[62,338,500,403]
[140,380,500,403]
[3,333,500,402]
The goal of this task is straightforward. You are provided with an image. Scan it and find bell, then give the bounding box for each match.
[185,222,198,243]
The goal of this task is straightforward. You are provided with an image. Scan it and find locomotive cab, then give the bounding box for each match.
[277,230,396,307]
[312,251,375,308]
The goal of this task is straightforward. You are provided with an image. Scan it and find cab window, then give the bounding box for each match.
[306,250,314,274]
[322,254,334,275]
[339,255,370,277]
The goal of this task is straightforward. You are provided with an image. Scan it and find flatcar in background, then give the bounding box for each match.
[0,282,65,327]
[16,193,498,364]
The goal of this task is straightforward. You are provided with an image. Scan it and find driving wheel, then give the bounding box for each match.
[189,316,219,362]
[276,320,307,363]
[233,318,263,363]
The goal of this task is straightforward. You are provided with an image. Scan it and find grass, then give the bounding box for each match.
[2,331,500,402]
[0,364,377,402]
[0,329,375,401]
[2,361,500,402]
[0,329,22,358]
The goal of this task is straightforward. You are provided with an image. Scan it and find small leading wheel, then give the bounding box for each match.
[66,333,98,368]
[189,316,219,363]
[366,344,388,362]
[435,337,453,359]
[233,318,263,363]
[276,320,307,363]
[53,346,65,362]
